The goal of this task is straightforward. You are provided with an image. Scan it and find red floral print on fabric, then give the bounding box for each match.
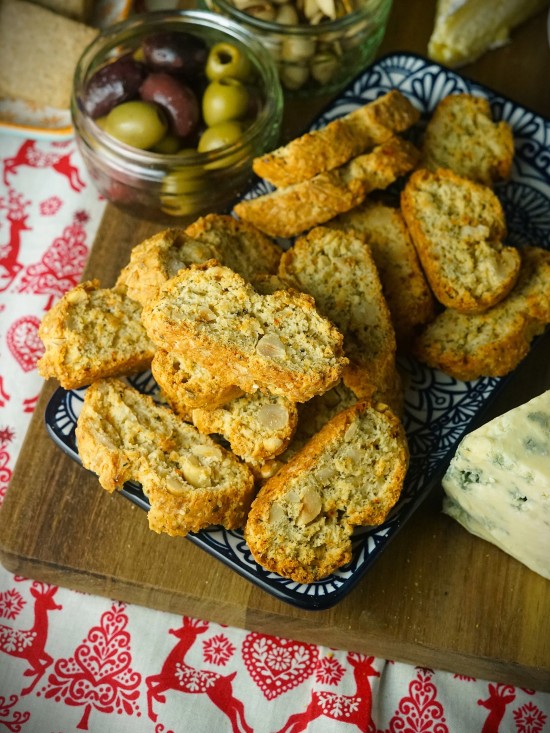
[0,588,25,621]
[6,316,44,373]
[202,633,236,666]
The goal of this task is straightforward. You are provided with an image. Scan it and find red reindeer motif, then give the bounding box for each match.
[146,617,253,733]
[3,140,85,192]
[276,652,380,733]
[0,582,62,695]
[478,683,516,733]
[0,190,31,292]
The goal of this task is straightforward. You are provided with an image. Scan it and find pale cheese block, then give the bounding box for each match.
[442,389,550,580]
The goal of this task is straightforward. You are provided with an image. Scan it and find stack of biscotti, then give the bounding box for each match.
[0,0,98,109]
[233,90,421,238]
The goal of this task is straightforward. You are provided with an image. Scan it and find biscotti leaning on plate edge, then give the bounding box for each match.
[0,0,98,110]
[441,389,550,580]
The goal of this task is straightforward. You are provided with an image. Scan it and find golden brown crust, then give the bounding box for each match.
[328,201,437,347]
[244,401,409,583]
[75,378,255,536]
[141,261,348,403]
[37,280,155,390]
[234,137,420,239]
[253,90,420,187]
[421,93,514,185]
[401,167,521,313]
[413,247,550,380]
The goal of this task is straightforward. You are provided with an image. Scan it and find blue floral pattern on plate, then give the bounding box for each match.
[44,53,550,610]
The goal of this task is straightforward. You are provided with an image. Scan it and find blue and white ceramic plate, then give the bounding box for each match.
[45,53,550,610]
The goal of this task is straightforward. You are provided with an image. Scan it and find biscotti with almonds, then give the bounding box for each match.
[192,391,298,464]
[328,201,437,347]
[116,229,220,307]
[413,246,550,381]
[141,261,348,403]
[253,90,420,188]
[244,400,409,583]
[421,94,514,185]
[279,226,398,405]
[185,214,282,281]
[233,137,420,239]
[0,0,98,109]
[401,167,521,313]
[75,378,255,537]
[151,349,243,420]
[38,280,156,390]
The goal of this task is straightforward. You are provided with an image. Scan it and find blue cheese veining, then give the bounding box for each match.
[442,389,550,580]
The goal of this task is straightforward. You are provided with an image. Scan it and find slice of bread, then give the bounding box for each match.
[233,137,420,239]
[244,400,409,582]
[0,0,98,109]
[192,391,298,464]
[75,378,255,536]
[401,168,521,313]
[279,226,398,406]
[116,229,219,307]
[151,349,243,420]
[328,201,437,347]
[37,280,155,389]
[421,94,514,185]
[185,214,282,280]
[413,246,550,380]
[141,261,348,403]
[253,90,420,188]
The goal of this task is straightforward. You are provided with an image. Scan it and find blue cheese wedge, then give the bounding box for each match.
[442,390,550,580]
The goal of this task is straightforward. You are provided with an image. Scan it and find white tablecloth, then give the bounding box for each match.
[0,134,549,733]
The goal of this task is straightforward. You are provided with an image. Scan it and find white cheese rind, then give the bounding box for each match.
[442,389,550,580]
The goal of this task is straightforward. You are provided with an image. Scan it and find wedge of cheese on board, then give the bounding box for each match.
[442,389,550,580]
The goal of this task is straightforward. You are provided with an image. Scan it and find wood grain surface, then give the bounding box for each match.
[1,0,550,690]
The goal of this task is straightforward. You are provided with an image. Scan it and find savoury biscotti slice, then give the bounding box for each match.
[75,378,255,536]
[234,137,420,239]
[421,93,514,185]
[244,400,409,583]
[185,214,282,281]
[151,349,243,420]
[116,229,219,307]
[279,226,398,405]
[401,167,521,313]
[192,391,298,464]
[37,280,156,390]
[141,261,348,403]
[329,201,437,347]
[253,90,420,188]
[412,246,550,381]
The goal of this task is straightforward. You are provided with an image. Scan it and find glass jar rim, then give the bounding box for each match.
[207,0,389,35]
[71,9,283,172]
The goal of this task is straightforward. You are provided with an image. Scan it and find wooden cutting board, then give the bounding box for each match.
[1,0,550,691]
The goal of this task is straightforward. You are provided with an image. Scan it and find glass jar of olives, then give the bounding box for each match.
[71,10,283,222]
[204,0,393,98]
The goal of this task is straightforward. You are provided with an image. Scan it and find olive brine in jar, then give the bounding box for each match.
[72,11,283,221]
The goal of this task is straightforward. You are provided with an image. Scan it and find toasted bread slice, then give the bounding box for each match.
[141,261,348,403]
[37,280,155,389]
[279,226,399,405]
[253,90,420,187]
[75,378,255,536]
[329,201,437,347]
[421,93,514,185]
[244,400,409,583]
[401,168,521,313]
[413,246,550,380]
[234,137,420,239]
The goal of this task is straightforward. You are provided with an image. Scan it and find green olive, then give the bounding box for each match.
[205,42,252,82]
[161,150,206,216]
[105,100,168,149]
[202,79,250,127]
[197,120,244,154]
[151,133,181,154]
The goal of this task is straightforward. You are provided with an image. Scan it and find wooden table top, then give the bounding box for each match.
[1,0,549,691]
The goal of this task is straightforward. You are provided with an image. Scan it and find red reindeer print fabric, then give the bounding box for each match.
[0,130,549,733]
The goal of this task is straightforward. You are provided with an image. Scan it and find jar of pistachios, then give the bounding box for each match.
[204,0,392,96]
